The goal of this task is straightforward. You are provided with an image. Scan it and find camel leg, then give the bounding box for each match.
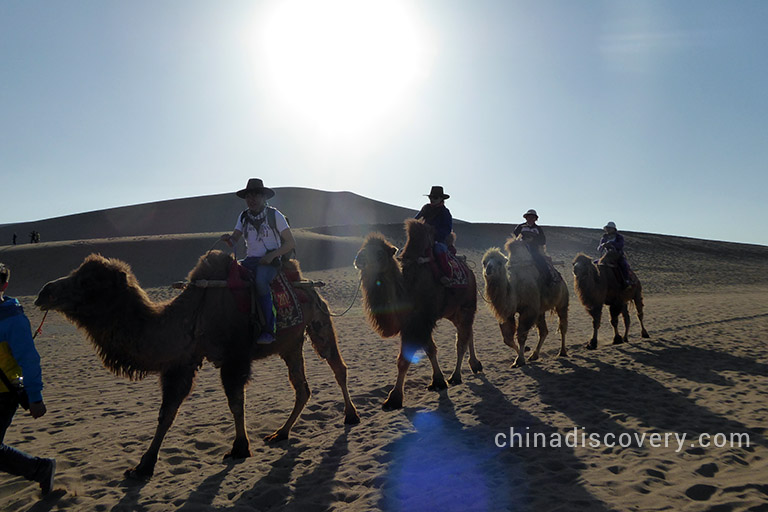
[383,348,411,411]
[425,335,448,391]
[586,307,601,350]
[306,316,360,424]
[621,304,631,343]
[220,357,252,460]
[467,329,483,375]
[265,345,310,443]
[634,292,650,338]
[126,364,197,480]
[513,309,537,367]
[528,314,548,362]
[500,318,518,352]
[609,303,624,345]
[448,313,477,385]
[556,303,568,357]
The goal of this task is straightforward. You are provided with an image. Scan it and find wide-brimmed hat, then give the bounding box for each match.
[236,178,275,199]
[425,186,450,200]
[604,221,617,230]
[523,209,538,219]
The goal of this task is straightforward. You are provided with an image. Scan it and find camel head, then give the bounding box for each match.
[401,219,434,261]
[355,234,399,275]
[572,253,596,280]
[481,248,508,282]
[35,253,147,320]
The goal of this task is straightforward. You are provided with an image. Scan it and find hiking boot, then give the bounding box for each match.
[256,332,275,345]
[36,458,55,495]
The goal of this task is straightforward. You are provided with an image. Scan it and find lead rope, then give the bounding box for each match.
[32,311,48,339]
[328,276,362,317]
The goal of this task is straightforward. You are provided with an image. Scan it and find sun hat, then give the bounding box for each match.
[426,186,450,200]
[523,209,538,219]
[236,178,275,199]
[604,221,617,230]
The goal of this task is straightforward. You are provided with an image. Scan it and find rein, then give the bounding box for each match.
[328,276,362,317]
[33,311,48,339]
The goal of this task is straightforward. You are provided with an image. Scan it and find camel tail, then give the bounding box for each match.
[305,291,344,362]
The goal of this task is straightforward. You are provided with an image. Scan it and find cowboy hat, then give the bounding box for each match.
[523,209,538,219]
[236,178,275,199]
[425,186,450,200]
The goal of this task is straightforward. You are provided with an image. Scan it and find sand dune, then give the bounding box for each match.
[1,194,767,511]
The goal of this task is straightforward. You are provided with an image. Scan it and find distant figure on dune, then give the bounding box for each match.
[415,186,454,285]
[0,262,56,495]
[598,221,631,287]
[513,209,557,285]
[221,178,296,344]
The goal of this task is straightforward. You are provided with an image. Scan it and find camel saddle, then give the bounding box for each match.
[226,261,307,331]
[596,259,638,289]
[422,247,471,288]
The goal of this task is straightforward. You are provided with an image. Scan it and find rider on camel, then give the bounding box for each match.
[598,221,631,287]
[513,209,556,285]
[415,186,453,285]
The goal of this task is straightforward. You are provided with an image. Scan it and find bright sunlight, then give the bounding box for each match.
[256,0,432,144]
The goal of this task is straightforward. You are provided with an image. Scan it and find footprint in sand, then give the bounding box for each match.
[685,484,718,501]
[695,463,719,477]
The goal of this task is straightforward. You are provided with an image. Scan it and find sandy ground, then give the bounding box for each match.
[1,234,767,511]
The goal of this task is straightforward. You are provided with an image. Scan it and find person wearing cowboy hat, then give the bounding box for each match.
[598,221,631,286]
[415,186,454,285]
[221,178,296,344]
[513,209,557,285]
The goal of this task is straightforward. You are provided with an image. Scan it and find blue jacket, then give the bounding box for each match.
[416,203,453,244]
[0,297,43,403]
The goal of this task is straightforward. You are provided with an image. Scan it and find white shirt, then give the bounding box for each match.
[235,208,289,258]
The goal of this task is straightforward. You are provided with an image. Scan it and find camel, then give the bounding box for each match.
[354,219,482,410]
[482,237,569,367]
[34,251,359,480]
[572,247,650,349]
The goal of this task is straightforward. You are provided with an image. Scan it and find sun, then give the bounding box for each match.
[255,0,431,143]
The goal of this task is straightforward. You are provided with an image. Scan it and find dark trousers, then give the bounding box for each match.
[0,393,46,481]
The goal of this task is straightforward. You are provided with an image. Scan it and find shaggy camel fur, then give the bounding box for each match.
[482,238,569,367]
[34,251,359,480]
[572,248,650,349]
[354,219,482,410]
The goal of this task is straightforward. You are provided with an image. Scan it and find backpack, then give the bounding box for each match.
[239,207,296,263]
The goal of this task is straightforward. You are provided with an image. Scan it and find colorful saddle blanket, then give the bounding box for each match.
[226,261,306,331]
[427,250,471,288]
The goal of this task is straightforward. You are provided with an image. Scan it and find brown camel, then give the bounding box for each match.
[572,247,650,349]
[354,219,482,410]
[482,237,569,367]
[34,251,359,480]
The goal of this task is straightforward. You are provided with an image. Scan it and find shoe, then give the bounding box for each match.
[439,276,452,286]
[256,332,275,345]
[37,458,55,495]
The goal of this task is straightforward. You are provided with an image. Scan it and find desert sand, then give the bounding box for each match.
[1,193,767,511]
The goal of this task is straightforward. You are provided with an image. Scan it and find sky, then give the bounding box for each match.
[2,1,767,246]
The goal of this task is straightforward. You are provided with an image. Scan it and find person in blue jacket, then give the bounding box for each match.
[0,263,55,495]
[415,186,453,285]
[598,221,631,286]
